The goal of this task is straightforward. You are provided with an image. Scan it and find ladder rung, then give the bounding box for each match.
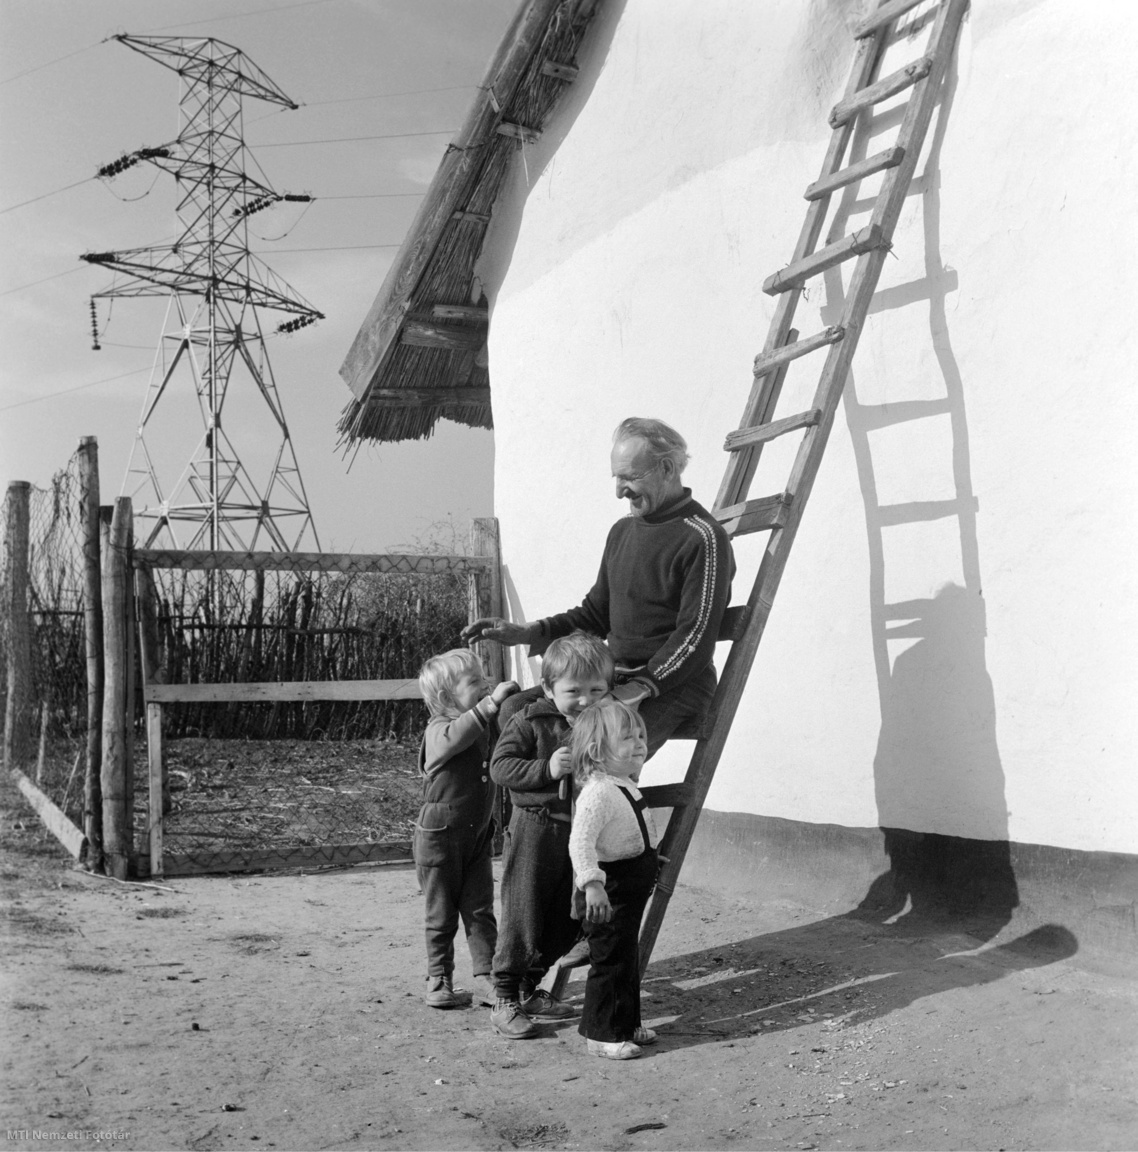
[763,225,884,296]
[715,493,792,537]
[855,397,951,430]
[829,55,933,128]
[753,328,844,377]
[725,409,822,453]
[805,146,905,201]
[877,495,979,526]
[639,783,694,809]
[717,604,749,643]
[854,0,931,39]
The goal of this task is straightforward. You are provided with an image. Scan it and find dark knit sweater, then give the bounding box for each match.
[489,697,573,817]
[539,489,734,697]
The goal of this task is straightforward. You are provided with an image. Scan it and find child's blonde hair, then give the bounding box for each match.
[568,698,647,793]
[541,631,615,690]
[419,648,483,719]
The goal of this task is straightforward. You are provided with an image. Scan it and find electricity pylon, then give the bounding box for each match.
[83,34,323,551]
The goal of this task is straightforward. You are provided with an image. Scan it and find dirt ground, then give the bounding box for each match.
[3,771,1136,1152]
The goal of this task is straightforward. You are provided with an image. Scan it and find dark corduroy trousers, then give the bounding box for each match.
[492,805,578,1000]
[415,819,497,979]
[578,846,659,1042]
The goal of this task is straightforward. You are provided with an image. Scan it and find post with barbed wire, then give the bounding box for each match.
[78,437,104,868]
[101,497,133,879]
[3,482,33,775]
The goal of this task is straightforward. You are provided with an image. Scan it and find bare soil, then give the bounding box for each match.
[2,767,1136,1152]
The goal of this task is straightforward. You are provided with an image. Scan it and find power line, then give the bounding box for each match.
[302,85,475,107]
[316,192,425,200]
[258,129,456,147]
[0,41,101,86]
[0,268,84,298]
[265,244,402,252]
[0,367,151,413]
[143,0,340,34]
[0,177,95,217]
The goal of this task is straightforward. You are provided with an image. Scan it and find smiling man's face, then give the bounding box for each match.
[611,436,680,518]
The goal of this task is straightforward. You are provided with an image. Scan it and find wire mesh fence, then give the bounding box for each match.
[0,456,90,827]
[3,440,504,876]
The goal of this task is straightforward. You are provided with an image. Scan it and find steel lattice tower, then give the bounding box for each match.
[83,34,323,551]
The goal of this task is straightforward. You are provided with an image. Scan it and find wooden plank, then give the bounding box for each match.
[338,0,565,401]
[101,497,132,881]
[638,783,693,809]
[805,145,904,201]
[752,328,844,377]
[714,494,792,538]
[3,483,32,774]
[147,703,164,878]
[854,0,929,39]
[365,387,491,405]
[829,55,933,128]
[400,321,486,352]
[724,410,822,454]
[877,495,979,526]
[77,438,104,863]
[12,769,86,860]
[145,679,423,704]
[855,397,951,430]
[763,225,885,295]
[469,518,506,685]
[159,841,414,877]
[429,304,489,323]
[495,121,541,144]
[133,549,492,574]
[540,60,579,81]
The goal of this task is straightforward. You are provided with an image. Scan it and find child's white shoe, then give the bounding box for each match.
[586,1038,643,1060]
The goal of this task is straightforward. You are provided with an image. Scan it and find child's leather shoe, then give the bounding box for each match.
[424,976,469,1009]
[490,999,539,1039]
[470,975,496,1007]
[632,1026,657,1044]
[520,988,576,1019]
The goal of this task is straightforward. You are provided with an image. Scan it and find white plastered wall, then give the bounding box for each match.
[483,0,1138,854]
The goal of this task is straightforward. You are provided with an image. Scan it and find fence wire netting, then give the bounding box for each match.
[3,444,484,872]
[0,456,90,827]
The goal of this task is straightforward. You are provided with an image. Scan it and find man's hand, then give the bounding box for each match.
[490,680,520,706]
[611,680,652,709]
[584,881,612,923]
[548,746,572,780]
[460,617,540,647]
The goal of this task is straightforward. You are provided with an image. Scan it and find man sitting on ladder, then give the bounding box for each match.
[462,417,735,759]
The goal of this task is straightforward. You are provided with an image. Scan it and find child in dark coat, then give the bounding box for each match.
[488,631,614,1038]
[415,648,517,1008]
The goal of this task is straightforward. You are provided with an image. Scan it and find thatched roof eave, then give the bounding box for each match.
[337,0,602,448]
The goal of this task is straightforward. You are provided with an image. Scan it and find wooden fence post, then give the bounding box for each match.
[135,563,165,878]
[469,518,506,684]
[3,482,33,774]
[101,497,132,880]
[78,438,104,869]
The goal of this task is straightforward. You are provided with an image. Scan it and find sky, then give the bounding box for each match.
[0,0,520,553]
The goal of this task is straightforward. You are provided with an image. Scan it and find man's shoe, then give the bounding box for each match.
[470,974,496,1007]
[520,988,576,1020]
[587,1038,642,1060]
[632,1026,657,1045]
[424,975,469,1009]
[490,999,539,1039]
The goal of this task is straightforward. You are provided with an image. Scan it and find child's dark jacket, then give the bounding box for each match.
[490,697,572,819]
[417,697,499,835]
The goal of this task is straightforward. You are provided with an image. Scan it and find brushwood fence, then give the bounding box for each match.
[3,437,509,879]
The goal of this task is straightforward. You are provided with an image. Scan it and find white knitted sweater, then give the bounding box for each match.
[569,775,660,889]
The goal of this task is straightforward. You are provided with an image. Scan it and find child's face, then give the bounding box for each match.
[606,728,648,779]
[451,670,489,713]
[544,674,609,720]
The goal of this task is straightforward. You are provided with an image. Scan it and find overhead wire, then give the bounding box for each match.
[0,367,152,413]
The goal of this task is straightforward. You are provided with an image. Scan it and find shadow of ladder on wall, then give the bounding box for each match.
[544,0,971,999]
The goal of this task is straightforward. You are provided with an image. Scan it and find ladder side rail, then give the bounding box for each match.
[716,29,889,511]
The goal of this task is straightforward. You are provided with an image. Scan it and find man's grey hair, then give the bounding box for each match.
[613,417,690,473]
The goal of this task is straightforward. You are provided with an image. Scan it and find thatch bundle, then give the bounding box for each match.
[338,0,601,447]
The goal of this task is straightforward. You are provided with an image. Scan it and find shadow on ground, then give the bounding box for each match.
[631,912,1077,1053]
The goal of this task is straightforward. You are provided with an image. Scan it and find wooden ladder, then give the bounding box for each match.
[632,0,972,972]
[543,0,970,1000]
